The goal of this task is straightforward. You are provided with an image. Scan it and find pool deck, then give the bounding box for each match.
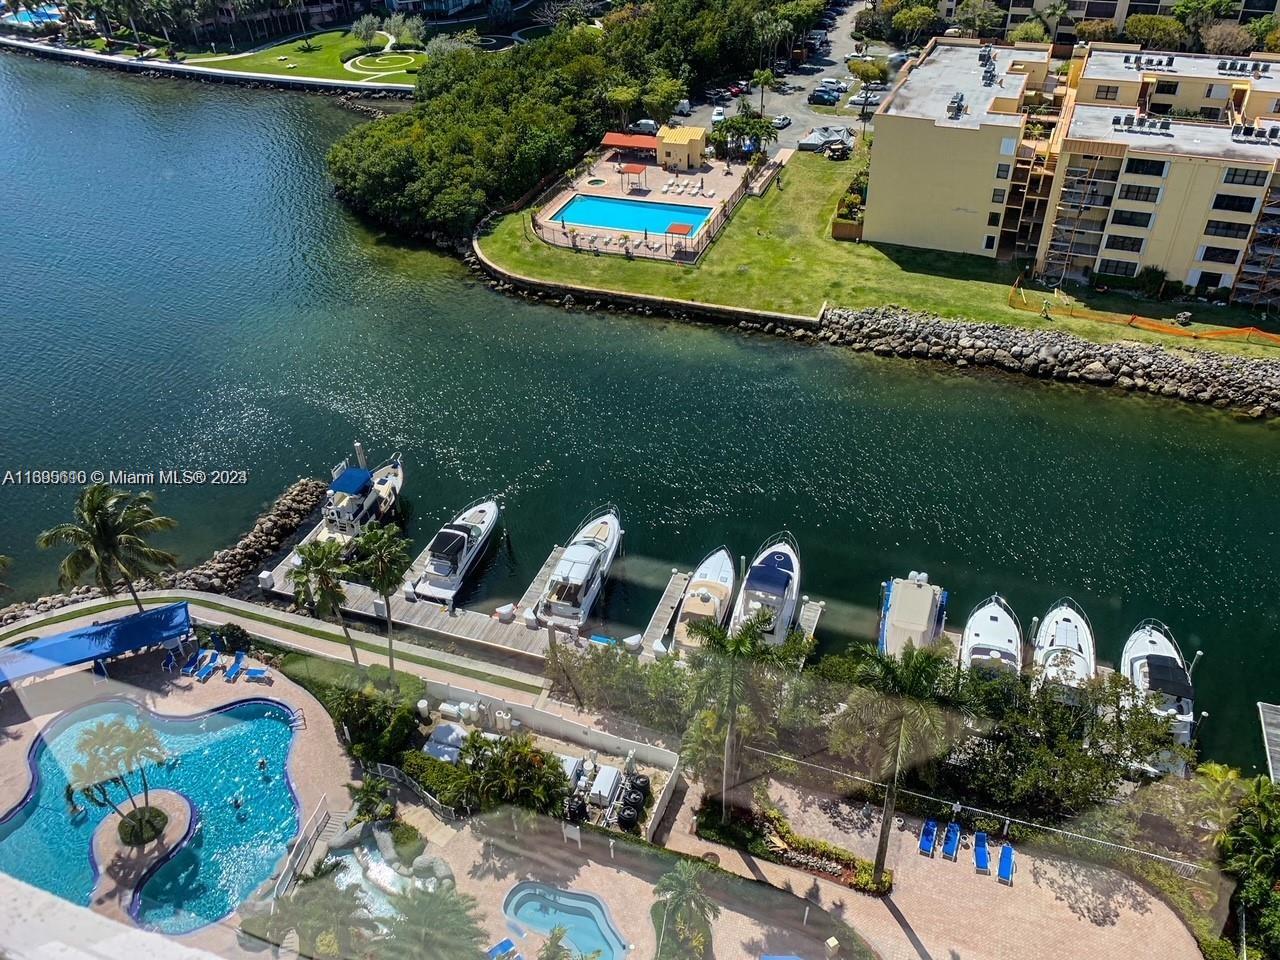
[0,646,355,946]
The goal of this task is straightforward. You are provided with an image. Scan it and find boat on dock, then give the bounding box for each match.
[877,571,947,657]
[1032,598,1096,692]
[317,443,404,548]
[1121,619,1196,752]
[655,547,736,658]
[728,533,800,645]
[960,594,1022,674]
[535,505,623,630]
[407,498,501,605]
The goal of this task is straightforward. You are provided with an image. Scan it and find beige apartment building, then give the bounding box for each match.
[864,38,1280,305]
[934,0,1280,43]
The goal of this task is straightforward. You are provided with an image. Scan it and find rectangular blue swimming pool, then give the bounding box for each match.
[552,194,712,236]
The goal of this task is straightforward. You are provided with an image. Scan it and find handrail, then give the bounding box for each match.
[273,793,330,901]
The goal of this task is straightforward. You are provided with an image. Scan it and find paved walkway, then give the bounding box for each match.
[660,779,1203,960]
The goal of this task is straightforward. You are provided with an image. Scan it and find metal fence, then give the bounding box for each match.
[273,793,330,900]
[361,759,466,822]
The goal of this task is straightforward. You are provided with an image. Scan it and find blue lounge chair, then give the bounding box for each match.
[487,940,515,960]
[160,651,178,673]
[998,844,1016,885]
[180,649,207,676]
[195,652,223,683]
[974,831,990,874]
[942,821,961,861]
[224,650,247,682]
[211,631,225,653]
[245,666,271,683]
[918,819,938,857]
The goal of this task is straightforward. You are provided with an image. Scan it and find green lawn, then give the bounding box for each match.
[187,31,423,83]
[478,151,1280,359]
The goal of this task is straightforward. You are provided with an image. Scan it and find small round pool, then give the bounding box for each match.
[587,178,607,186]
[503,880,627,960]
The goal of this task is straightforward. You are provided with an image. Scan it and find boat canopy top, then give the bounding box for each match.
[329,466,373,496]
[553,543,602,587]
[745,552,793,598]
[427,527,469,564]
[1146,654,1193,699]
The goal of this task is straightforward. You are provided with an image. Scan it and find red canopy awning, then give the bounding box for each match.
[620,163,647,174]
[602,132,658,150]
[667,223,693,235]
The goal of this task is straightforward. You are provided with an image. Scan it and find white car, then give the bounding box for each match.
[712,106,726,124]
[820,78,849,93]
[862,81,888,92]
[849,91,882,106]
[771,114,792,129]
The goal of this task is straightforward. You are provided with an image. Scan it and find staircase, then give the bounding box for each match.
[289,708,307,730]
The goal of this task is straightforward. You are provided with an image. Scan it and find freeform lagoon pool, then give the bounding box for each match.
[0,698,299,934]
[551,194,712,236]
[504,880,628,960]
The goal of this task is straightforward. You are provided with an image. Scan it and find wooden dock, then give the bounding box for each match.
[797,598,824,639]
[518,547,565,610]
[1260,702,1280,781]
[641,570,691,651]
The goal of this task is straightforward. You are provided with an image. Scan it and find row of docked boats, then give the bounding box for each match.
[959,593,1198,750]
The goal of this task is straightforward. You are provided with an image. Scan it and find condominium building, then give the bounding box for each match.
[934,0,1280,43]
[864,38,1280,305]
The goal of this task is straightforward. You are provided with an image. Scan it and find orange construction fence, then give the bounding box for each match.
[1008,280,1280,348]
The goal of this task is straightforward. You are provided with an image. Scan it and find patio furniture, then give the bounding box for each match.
[245,667,271,683]
[195,652,223,683]
[974,832,991,874]
[918,819,938,857]
[224,650,247,682]
[998,844,1016,885]
[941,822,961,861]
[160,651,178,673]
[180,648,210,677]
[706,189,716,198]
[487,938,516,960]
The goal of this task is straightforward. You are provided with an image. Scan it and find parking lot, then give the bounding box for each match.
[675,0,906,150]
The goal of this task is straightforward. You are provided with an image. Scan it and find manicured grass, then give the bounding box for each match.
[118,806,168,846]
[479,151,1280,359]
[187,31,423,83]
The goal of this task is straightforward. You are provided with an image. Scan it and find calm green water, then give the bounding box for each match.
[1,55,1277,768]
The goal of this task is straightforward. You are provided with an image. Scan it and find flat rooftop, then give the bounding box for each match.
[882,42,1048,129]
[1067,104,1280,164]
[1083,48,1280,94]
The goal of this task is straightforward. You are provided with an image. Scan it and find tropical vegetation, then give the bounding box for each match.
[68,717,169,845]
[354,521,413,677]
[401,730,570,815]
[288,537,360,667]
[37,483,178,612]
[382,886,488,960]
[654,859,718,958]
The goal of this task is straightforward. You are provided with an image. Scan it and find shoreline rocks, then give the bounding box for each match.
[0,477,328,627]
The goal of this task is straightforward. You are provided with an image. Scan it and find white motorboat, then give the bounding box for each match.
[1032,598,1096,691]
[656,546,736,658]
[317,443,404,547]
[728,533,800,645]
[409,498,501,605]
[878,571,947,657]
[535,505,623,629]
[1121,619,1195,750]
[960,594,1022,674]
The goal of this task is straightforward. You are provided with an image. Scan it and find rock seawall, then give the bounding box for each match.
[0,477,328,628]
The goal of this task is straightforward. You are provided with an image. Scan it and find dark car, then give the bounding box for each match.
[808,90,839,105]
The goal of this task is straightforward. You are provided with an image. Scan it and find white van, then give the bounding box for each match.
[674,99,692,116]
[627,119,659,135]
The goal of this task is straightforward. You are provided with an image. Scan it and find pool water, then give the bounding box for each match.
[503,880,627,960]
[2,3,60,23]
[552,194,712,236]
[326,838,425,919]
[0,698,299,934]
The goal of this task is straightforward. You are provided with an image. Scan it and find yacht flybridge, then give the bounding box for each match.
[878,571,947,657]
[1032,598,1096,692]
[317,443,403,548]
[960,594,1022,674]
[656,546,736,657]
[728,533,800,645]
[1121,619,1196,750]
[536,505,623,629]
[408,498,501,606]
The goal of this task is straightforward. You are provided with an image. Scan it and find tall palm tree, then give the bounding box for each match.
[76,719,140,812]
[831,644,973,885]
[288,538,360,667]
[70,757,129,820]
[751,68,775,114]
[1035,0,1071,38]
[37,483,177,613]
[655,859,719,955]
[354,522,412,679]
[382,886,488,960]
[273,860,378,957]
[538,926,602,960]
[686,610,784,820]
[1196,761,1244,847]
[118,722,166,810]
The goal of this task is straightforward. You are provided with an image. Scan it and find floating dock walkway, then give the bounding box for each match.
[642,570,692,650]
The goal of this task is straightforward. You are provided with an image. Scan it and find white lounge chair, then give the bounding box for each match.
[662,183,671,193]
[705,189,715,198]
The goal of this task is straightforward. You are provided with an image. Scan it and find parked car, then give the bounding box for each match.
[712,106,727,124]
[849,91,883,105]
[772,114,792,129]
[820,78,849,93]
[727,83,745,97]
[674,99,692,116]
[627,119,659,135]
[862,81,888,92]
[807,90,839,105]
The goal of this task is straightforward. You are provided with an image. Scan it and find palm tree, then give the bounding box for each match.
[655,859,719,956]
[273,860,379,957]
[1036,0,1071,38]
[350,775,394,821]
[1196,762,1244,846]
[288,538,360,667]
[751,68,775,114]
[354,522,412,678]
[686,609,784,821]
[69,757,129,819]
[76,719,140,813]
[830,644,973,885]
[382,886,488,960]
[538,925,602,960]
[118,722,166,810]
[37,483,177,613]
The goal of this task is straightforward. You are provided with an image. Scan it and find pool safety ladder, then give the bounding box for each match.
[290,708,307,730]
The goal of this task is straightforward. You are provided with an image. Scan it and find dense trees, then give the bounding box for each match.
[288,538,360,667]
[1123,13,1188,49]
[1200,20,1252,55]
[1007,19,1048,43]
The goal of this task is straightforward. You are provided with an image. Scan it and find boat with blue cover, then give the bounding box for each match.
[728,532,800,645]
[318,442,404,547]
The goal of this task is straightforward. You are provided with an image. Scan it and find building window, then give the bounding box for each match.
[1273,98,1280,113]
[988,212,1001,226]
[1199,106,1222,120]
[1154,80,1179,95]
[1097,258,1139,277]
[1000,137,1017,156]
[996,163,1011,180]
[1201,245,1241,264]
[1125,157,1167,177]
[1213,193,1257,213]
[1205,219,1251,239]
[1112,209,1152,228]
[1118,184,1160,202]
[1224,167,1269,186]
[1095,84,1120,101]
[1106,234,1144,252]
[992,188,1006,203]
[984,235,996,250]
